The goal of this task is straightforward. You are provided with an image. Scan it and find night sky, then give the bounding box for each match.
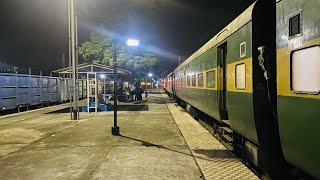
[0,0,255,74]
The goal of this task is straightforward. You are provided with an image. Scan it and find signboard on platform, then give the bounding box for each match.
[140,82,151,86]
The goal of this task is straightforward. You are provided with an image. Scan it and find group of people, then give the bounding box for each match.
[124,84,144,103]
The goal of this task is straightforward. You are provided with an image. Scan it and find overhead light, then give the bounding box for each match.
[126,39,139,47]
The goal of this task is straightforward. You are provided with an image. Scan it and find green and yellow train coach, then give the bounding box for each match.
[276,0,320,179]
[167,0,320,178]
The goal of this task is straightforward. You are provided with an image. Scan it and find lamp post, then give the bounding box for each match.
[112,38,139,136]
[112,41,119,136]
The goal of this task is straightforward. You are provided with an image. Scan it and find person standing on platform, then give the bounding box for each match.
[130,84,136,101]
[128,85,134,102]
[135,86,143,103]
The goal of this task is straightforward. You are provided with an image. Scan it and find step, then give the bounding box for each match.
[221,126,233,134]
[223,142,234,151]
[222,119,230,126]
[222,134,233,143]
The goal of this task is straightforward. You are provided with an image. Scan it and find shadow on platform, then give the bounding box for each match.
[193,149,234,159]
[45,104,149,114]
[120,135,234,159]
[45,107,71,114]
[109,104,149,111]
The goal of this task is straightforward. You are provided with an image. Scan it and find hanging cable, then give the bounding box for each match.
[257,46,278,121]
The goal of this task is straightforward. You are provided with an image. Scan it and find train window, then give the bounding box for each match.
[289,12,301,38]
[236,64,246,90]
[240,42,246,58]
[291,46,320,94]
[192,75,196,86]
[198,73,204,87]
[187,76,191,86]
[206,70,215,88]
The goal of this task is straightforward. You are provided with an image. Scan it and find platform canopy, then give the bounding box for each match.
[52,63,131,76]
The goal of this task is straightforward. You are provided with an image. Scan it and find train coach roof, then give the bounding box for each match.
[176,2,256,71]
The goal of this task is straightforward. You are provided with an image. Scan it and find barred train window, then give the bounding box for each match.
[289,13,301,38]
[292,46,320,94]
[236,64,246,89]
[192,75,196,87]
[187,76,191,86]
[198,73,204,87]
[206,70,215,88]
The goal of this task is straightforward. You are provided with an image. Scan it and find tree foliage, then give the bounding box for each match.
[78,32,159,74]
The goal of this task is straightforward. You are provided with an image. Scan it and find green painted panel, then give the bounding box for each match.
[227,22,253,63]
[276,0,320,49]
[188,48,217,74]
[278,96,320,179]
[174,47,217,81]
[176,87,220,121]
[227,92,259,145]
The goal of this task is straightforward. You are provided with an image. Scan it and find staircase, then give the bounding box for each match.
[220,120,233,151]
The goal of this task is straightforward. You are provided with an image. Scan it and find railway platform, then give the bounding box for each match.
[0,91,259,180]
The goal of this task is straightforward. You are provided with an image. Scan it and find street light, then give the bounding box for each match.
[127,39,139,47]
[112,38,139,136]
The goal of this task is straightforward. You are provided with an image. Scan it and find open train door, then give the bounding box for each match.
[251,0,286,177]
[217,42,229,121]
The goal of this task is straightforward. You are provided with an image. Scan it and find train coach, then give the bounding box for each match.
[165,0,320,179]
[0,73,87,112]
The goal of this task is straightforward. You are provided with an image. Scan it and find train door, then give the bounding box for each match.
[217,42,229,120]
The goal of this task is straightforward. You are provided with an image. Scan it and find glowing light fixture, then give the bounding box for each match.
[126,38,139,47]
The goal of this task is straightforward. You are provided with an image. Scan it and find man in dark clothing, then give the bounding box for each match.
[135,86,144,103]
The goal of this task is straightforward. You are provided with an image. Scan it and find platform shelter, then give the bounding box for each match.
[52,63,131,112]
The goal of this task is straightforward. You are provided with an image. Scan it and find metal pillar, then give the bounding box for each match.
[112,42,120,136]
[87,73,97,113]
[145,75,148,97]
[69,0,78,120]
[68,0,72,120]
[75,10,79,119]
[103,77,106,103]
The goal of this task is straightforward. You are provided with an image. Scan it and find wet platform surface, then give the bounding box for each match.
[0,91,259,180]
